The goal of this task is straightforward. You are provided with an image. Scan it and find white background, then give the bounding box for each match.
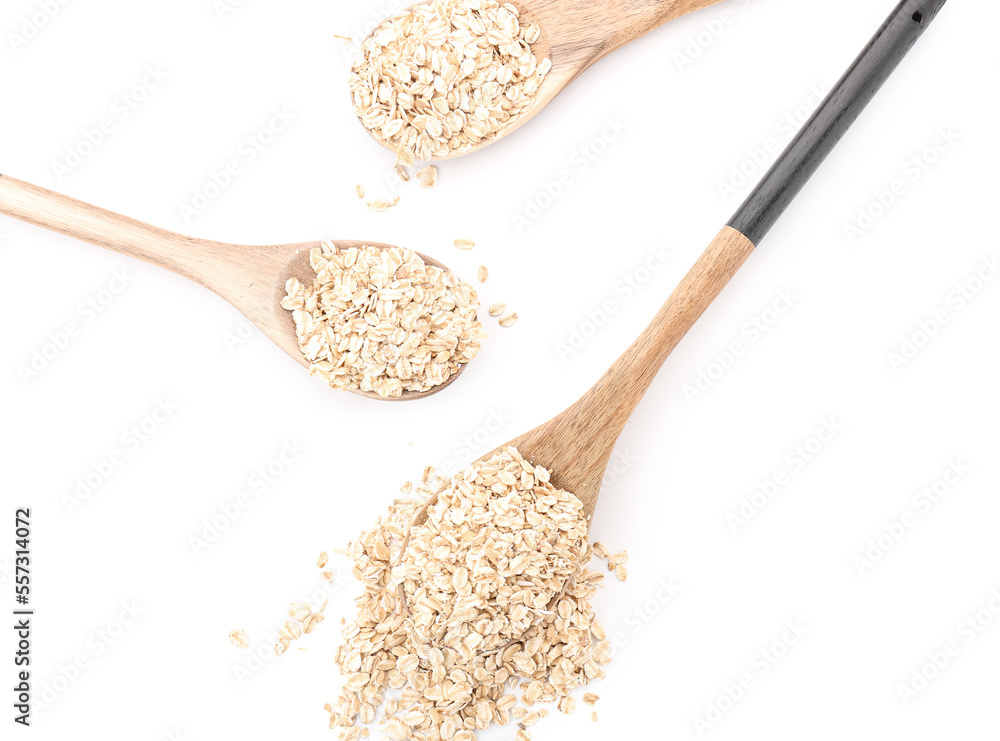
[2,0,998,739]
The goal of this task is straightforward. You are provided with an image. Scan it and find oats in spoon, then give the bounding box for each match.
[349,0,550,162]
[281,241,484,398]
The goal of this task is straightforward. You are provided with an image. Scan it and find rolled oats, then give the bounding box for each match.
[349,0,551,162]
[367,195,401,212]
[327,448,624,741]
[281,241,485,397]
[416,166,437,189]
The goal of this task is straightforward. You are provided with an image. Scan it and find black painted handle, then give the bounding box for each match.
[727,0,947,246]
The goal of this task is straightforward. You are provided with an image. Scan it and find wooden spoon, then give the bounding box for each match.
[405,0,946,521]
[0,176,468,400]
[361,0,728,159]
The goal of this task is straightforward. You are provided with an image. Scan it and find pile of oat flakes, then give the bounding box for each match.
[327,448,627,741]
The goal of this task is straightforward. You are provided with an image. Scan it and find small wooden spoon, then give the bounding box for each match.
[0,176,468,400]
[360,0,727,159]
[404,0,945,519]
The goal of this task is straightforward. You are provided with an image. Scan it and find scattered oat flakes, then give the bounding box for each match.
[558,696,576,714]
[608,550,629,566]
[488,302,506,317]
[334,34,353,43]
[228,629,250,649]
[591,711,598,722]
[355,184,365,199]
[349,0,550,162]
[289,602,311,621]
[499,311,518,327]
[614,564,628,582]
[303,612,325,634]
[317,551,329,568]
[477,265,488,283]
[453,238,475,250]
[281,241,484,397]
[583,692,599,705]
[400,481,413,495]
[520,711,541,728]
[593,541,610,559]
[395,163,410,182]
[415,165,437,189]
[366,195,400,212]
[279,620,302,641]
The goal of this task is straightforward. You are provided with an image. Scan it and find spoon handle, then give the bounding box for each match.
[608,0,729,50]
[571,0,946,435]
[0,175,232,287]
[727,0,948,244]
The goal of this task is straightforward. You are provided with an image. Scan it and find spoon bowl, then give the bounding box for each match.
[0,175,470,400]
[360,0,728,160]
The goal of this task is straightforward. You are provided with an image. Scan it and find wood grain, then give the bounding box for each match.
[0,176,466,400]
[506,226,755,518]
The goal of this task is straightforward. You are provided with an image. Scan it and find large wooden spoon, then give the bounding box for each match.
[0,177,468,400]
[359,0,728,159]
[408,0,946,524]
